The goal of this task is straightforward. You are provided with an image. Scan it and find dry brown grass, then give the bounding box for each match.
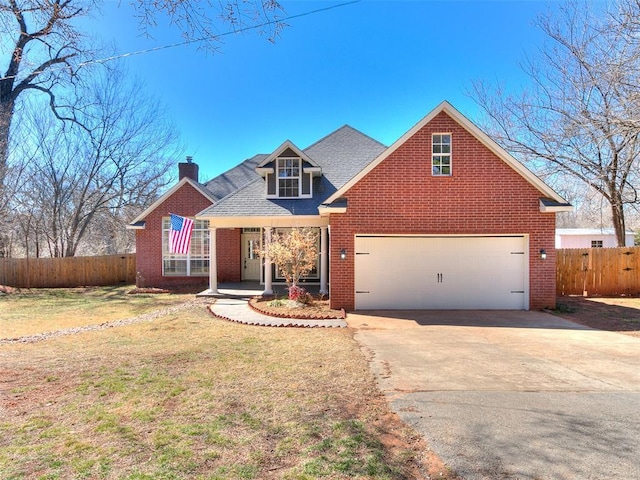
[0,288,432,479]
[0,286,194,338]
[555,295,640,337]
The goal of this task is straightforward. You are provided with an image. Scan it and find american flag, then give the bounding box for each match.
[169,214,194,254]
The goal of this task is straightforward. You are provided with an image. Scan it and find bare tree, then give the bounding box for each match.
[261,227,319,296]
[0,0,96,182]
[1,0,284,256]
[471,0,640,246]
[72,204,141,255]
[0,125,36,257]
[11,65,180,257]
[0,0,284,179]
[554,173,616,229]
[131,0,284,48]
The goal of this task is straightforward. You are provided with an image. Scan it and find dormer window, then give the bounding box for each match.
[258,142,319,199]
[278,157,301,197]
[263,155,313,199]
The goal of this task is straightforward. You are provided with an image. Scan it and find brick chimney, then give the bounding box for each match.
[178,156,199,182]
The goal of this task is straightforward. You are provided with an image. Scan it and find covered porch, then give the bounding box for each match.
[197,281,324,299]
[198,217,330,297]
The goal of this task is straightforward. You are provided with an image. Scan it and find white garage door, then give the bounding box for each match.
[354,235,528,310]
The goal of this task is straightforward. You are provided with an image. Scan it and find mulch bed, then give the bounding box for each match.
[249,296,346,319]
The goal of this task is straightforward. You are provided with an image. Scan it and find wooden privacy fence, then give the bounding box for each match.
[557,247,640,296]
[0,254,136,288]
[3,250,639,294]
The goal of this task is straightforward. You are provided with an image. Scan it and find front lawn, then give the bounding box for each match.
[0,286,194,338]
[0,287,427,479]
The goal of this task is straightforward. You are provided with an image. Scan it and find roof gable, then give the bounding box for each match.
[256,140,319,170]
[127,177,216,227]
[322,101,568,207]
[198,125,387,218]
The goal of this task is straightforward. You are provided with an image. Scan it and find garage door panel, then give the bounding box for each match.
[354,236,527,310]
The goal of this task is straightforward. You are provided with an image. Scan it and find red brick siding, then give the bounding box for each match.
[134,183,241,288]
[329,111,556,311]
[216,228,241,282]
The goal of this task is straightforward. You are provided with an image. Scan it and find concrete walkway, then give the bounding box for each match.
[209,298,347,328]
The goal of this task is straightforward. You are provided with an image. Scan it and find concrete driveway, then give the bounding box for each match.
[348,310,640,480]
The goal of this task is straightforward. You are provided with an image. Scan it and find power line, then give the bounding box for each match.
[1,0,360,82]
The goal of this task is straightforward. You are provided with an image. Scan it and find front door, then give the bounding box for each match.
[241,232,261,281]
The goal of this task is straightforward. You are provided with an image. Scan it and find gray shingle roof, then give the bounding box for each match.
[304,125,386,190]
[199,125,386,217]
[203,154,268,202]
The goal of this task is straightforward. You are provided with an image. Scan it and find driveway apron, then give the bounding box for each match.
[348,310,640,480]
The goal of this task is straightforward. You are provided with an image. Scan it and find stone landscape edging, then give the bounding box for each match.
[248,296,346,320]
[208,304,347,328]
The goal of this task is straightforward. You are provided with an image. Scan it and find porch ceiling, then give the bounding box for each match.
[198,215,330,228]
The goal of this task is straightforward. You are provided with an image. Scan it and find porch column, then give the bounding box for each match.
[208,226,218,294]
[320,226,328,294]
[263,227,273,295]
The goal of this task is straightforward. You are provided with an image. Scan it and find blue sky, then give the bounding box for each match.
[94,0,555,182]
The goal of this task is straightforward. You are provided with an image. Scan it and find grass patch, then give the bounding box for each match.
[0,289,427,478]
[298,419,399,478]
[0,285,193,338]
[553,302,576,314]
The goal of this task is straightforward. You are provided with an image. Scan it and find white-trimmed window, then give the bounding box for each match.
[432,133,452,176]
[162,218,210,276]
[273,227,320,281]
[278,157,301,197]
[265,156,313,199]
[591,240,603,248]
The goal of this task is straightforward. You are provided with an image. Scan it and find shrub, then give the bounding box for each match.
[288,285,312,304]
[267,299,287,307]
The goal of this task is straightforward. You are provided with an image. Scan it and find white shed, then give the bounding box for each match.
[555,228,635,248]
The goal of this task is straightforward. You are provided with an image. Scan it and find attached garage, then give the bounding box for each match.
[354,235,528,310]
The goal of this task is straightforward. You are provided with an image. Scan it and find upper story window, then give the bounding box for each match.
[432,133,451,176]
[278,157,301,197]
[264,155,313,199]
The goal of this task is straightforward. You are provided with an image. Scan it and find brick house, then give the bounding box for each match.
[128,153,268,288]
[129,101,571,310]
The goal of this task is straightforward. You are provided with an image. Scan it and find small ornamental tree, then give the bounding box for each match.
[261,227,318,300]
